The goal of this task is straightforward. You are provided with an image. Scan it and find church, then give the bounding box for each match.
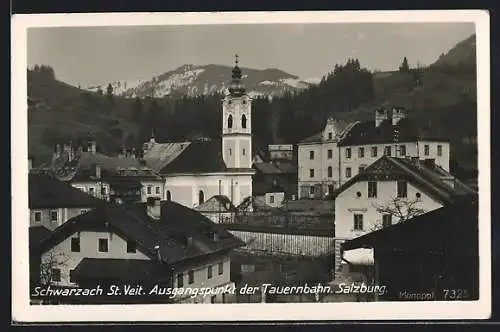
[142,56,255,209]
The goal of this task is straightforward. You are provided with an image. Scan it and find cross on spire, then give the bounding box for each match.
[234,54,239,65]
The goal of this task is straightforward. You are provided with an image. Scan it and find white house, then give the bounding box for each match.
[33,199,245,304]
[142,58,255,209]
[332,155,476,240]
[297,108,451,199]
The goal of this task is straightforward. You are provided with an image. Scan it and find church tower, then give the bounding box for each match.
[222,55,252,169]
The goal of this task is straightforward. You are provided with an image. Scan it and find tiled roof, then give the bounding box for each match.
[337,118,448,147]
[155,139,227,174]
[331,156,476,204]
[29,173,104,209]
[143,142,190,173]
[253,181,286,195]
[298,119,354,144]
[37,201,245,264]
[283,199,335,212]
[195,195,237,213]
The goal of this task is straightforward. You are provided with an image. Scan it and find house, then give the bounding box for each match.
[297,108,451,198]
[106,165,164,203]
[252,160,298,206]
[341,196,479,301]
[195,195,237,224]
[32,198,245,304]
[142,58,255,209]
[29,173,104,230]
[332,155,476,240]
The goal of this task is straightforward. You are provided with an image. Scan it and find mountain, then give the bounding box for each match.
[432,34,476,67]
[86,64,314,98]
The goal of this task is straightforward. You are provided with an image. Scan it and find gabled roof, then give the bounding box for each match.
[331,156,476,204]
[195,195,236,213]
[298,119,355,145]
[29,173,104,209]
[342,196,478,251]
[37,201,245,265]
[337,118,448,147]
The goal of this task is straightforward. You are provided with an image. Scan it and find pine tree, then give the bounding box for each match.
[132,98,143,121]
[106,83,114,104]
[399,57,410,72]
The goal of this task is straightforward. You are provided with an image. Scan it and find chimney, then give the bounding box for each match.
[94,164,101,179]
[154,244,162,262]
[147,197,162,220]
[88,140,97,154]
[392,107,405,126]
[375,109,388,127]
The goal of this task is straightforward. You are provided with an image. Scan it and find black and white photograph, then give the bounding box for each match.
[12,10,490,321]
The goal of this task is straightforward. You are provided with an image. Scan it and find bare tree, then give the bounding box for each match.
[370,197,427,231]
[39,249,71,286]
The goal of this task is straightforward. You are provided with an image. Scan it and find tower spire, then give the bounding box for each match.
[229,54,245,97]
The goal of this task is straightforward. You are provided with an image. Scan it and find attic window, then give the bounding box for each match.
[185,236,193,246]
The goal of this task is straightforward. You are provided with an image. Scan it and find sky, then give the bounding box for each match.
[27,22,475,87]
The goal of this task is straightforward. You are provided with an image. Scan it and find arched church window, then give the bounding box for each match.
[198,190,205,205]
[228,115,233,129]
[241,114,247,129]
[328,166,333,178]
[166,190,171,201]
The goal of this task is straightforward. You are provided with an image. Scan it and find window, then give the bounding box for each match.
[359,166,365,173]
[437,145,443,156]
[327,149,333,159]
[241,114,247,129]
[310,186,315,195]
[229,148,232,156]
[127,240,136,253]
[208,266,213,279]
[382,214,392,228]
[51,269,61,282]
[327,166,333,178]
[101,187,107,195]
[155,186,160,194]
[269,195,274,204]
[242,148,246,156]
[399,145,406,156]
[309,151,314,160]
[368,181,377,198]
[166,190,171,201]
[71,237,80,252]
[188,270,194,284]
[147,186,152,195]
[69,269,76,283]
[98,238,108,252]
[397,181,408,198]
[345,148,352,159]
[211,295,217,303]
[227,114,233,129]
[358,147,365,158]
[346,167,352,178]
[34,211,41,223]
[309,169,314,178]
[328,185,334,195]
[218,262,224,275]
[371,146,378,157]
[384,146,392,156]
[198,190,205,205]
[424,144,430,156]
[50,210,58,222]
[80,209,88,215]
[177,273,184,287]
[89,187,95,196]
[328,132,333,140]
[353,214,363,230]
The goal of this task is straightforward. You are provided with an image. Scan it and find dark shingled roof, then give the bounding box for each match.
[331,156,476,204]
[29,226,52,248]
[253,161,297,175]
[337,118,448,147]
[37,201,245,265]
[158,139,227,174]
[29,173,105,209]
